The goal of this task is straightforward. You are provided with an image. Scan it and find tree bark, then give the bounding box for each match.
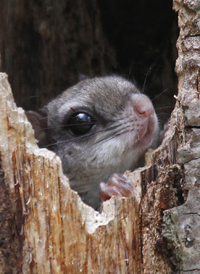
[0,0,117,111]
[0,0,200,273]
[0,72,181,273]
[0,72,142,273]
[162,1,200,272]
[0,0,178,128]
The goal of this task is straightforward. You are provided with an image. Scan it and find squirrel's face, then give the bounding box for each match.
[26,76,159,209]
[45,76,159,208]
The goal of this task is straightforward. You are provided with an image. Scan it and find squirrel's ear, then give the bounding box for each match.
[25,111,50,148]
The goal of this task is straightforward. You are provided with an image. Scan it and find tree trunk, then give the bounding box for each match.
[162,1,200,272]
[0,0,200,273]
[0,72,142,273]
[0,0,117,111]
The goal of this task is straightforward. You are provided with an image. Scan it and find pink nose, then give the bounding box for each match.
[131,93,155,118]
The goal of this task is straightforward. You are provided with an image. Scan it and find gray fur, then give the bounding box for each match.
[44,76,159,209]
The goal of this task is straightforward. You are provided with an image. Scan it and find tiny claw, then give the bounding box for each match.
[100,173,134,201]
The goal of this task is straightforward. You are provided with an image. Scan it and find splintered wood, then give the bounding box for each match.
[0,73,142,273]
[2,0,200,267]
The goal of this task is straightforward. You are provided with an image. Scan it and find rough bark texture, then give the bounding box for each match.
[0,0,117,111]
[0,73,186,273]
[0,72,142,273]
[162,1,200,272]
[0,0,178,129]
[0,0,199,273]
[0,71,183,273]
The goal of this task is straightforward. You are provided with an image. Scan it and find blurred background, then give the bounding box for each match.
[0,0,178,126]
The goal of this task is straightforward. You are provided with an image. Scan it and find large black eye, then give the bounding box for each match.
[66,112,95,136]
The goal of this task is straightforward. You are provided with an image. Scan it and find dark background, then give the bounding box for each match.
[0,0,178,126]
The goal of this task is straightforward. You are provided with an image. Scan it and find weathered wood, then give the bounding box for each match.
[0,71,183,273]
[0,0,117,111]
[1,0,200,273]
[162,1,200,273]
[0,0,178,130]
[0,72,142,273]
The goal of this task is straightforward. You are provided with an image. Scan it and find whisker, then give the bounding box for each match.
[152,87,172,102]
[43,123,120,148]
[155,106,175,111]
[142,63,157,94]
[142,56,163,94]
[81,121,140,154]
[35,121,102,132]
[84,128,136,153]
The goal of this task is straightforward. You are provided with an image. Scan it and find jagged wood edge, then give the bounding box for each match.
[0,72,143,273]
